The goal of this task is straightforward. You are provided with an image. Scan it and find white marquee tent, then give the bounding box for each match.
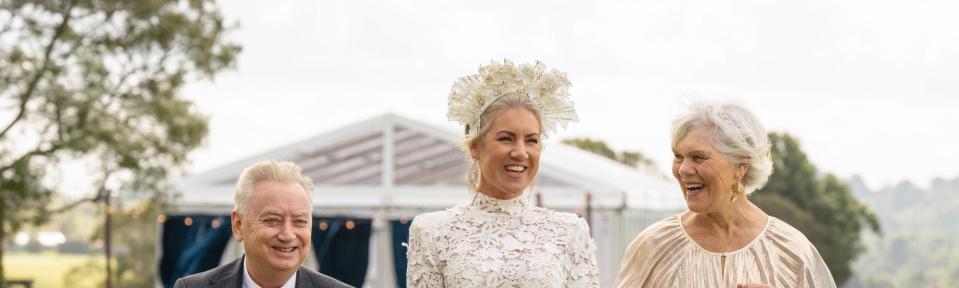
[170,113,684,287]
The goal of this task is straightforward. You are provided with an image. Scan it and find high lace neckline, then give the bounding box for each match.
[471,191,529,215]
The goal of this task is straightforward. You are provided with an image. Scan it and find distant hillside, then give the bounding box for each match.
[849,176,959,232]
[844,176,959,288]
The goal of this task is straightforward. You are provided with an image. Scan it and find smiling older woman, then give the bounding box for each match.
[405,60,599,288]
[615,99,837,288]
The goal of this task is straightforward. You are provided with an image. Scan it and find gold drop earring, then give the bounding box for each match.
[730,181,744,203]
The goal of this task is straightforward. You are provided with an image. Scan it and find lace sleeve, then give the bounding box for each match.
[565,217,600,287]
[406,216,445,288]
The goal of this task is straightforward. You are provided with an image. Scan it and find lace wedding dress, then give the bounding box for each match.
[406,192,600,287]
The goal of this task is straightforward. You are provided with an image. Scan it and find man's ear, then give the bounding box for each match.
[231,210,243,242]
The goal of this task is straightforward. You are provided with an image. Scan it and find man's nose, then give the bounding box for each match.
[277,220,295,241]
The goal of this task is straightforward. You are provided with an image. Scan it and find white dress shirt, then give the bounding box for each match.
[243,257,297,288]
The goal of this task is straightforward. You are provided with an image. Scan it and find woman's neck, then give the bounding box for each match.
[694,200,766,235]
[681,200,770,254]
[475,184,525,200]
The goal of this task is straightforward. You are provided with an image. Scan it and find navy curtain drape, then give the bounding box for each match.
[390,219,413,288]
[159,215,233,288]
[312,217,372,288]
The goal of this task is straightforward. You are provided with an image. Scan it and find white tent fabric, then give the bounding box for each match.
[176,113,682,212]
[172,113,684,287]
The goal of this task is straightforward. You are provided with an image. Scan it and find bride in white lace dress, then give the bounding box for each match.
[405,60,600,288]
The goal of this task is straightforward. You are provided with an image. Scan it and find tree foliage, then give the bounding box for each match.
[0,0,239,280]
[63,202,161,288]
[562,137,658,170]
[751,133,881,286]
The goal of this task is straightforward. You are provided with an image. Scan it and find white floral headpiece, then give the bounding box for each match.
[447,60,578,138]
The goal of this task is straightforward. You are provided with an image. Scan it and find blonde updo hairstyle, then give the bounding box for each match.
[670,99,773,195]
[460,92,543,191]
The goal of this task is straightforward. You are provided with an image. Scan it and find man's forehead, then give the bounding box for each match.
[253,180,308,193]
[240,180,311,212]
[248,194,312,213]
[256,207,311,216]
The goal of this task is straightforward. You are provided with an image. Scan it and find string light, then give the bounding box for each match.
[345,220,355,230]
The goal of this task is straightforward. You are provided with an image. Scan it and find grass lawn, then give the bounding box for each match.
[4,252,103,288]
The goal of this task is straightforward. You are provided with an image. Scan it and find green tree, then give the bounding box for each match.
[63,202,161,288]
[562,138,658,170]
[0,0,239,282]
[751,133,881,285]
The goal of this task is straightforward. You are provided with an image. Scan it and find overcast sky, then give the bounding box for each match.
[181,0,958,191]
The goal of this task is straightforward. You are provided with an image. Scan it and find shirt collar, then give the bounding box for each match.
[243,257,297,288]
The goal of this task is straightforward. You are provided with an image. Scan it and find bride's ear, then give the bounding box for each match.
[469,141,480,160]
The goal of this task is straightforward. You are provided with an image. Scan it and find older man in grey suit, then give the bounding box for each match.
[175,161,352,288]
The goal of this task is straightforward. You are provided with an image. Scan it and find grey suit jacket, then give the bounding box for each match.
[173,256,353,288]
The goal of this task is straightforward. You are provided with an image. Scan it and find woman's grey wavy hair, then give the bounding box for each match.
[670,99,773,195]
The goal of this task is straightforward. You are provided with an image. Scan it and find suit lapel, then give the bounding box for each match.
[215,256,333,288]
[294,266,310,288]
[208,256,245,288]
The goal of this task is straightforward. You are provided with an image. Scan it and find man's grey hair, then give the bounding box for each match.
[234,160,315,213]
[670,99,774,195]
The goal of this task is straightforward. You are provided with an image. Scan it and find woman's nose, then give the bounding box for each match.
[510,144,528,160]
[679,160,695,175]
